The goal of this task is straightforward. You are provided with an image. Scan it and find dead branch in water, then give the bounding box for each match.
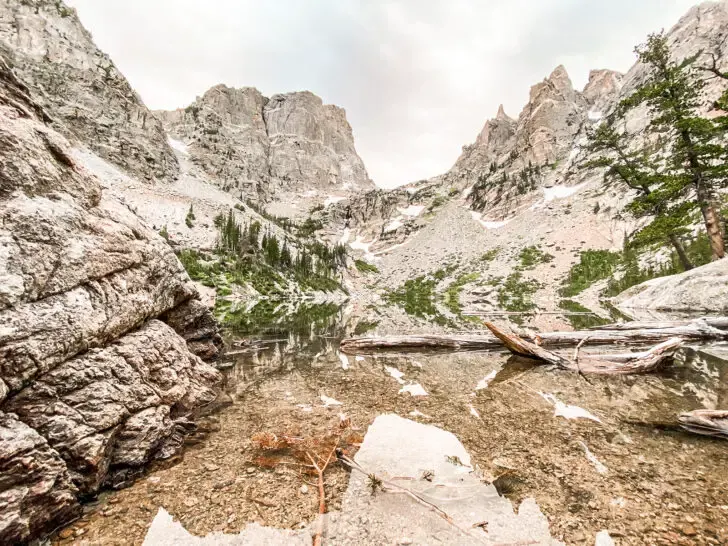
[339,317,726,354]
[308,439,341,546]
[678,410,728,440]
[482,322,682,375]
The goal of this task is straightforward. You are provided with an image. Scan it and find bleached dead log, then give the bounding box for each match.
[591,317,728,331]
[678,410,728,440]
[339,317,728,354]
[482,322,682,375]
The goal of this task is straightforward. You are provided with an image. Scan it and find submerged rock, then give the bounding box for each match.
[143,414,563,545]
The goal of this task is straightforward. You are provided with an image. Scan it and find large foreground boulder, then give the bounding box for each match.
[0,50,221,543]
[613,258,728,314]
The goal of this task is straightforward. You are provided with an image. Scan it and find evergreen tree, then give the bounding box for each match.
[624,32,727,259]
[585,120,695,269]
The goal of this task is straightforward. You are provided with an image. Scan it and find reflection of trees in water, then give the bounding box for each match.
[223,301,346,338]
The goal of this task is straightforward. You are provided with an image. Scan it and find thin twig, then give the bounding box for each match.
[306,437,341,546]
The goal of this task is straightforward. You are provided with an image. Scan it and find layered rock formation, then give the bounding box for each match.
[157,87,373,203]
[0,0,179,182]
[0,48,221,543]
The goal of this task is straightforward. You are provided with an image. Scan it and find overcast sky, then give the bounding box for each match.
[66,0,698,188]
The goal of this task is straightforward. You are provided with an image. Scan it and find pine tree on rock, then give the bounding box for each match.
[624,32,727,260]
[585,120,695,270]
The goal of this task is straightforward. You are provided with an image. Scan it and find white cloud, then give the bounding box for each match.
[67,0,698,188]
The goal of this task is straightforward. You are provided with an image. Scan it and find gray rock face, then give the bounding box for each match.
[613,258,728,313]
[158,87,373,203]
[0,45,220,543]
[157,85,269,197]
[0,0,179,183]
[444,0,727,219]
[0,412,80,544]
[515,65,587,167]
[5,320,220,495]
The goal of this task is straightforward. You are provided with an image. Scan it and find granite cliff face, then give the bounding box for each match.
[0,49,221,543]
[0,0,179,183]
[157,87,373,204]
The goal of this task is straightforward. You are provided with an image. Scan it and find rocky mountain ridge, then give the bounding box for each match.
[157,85,373,208]
[0,0,179,183]
[331,0,728,333]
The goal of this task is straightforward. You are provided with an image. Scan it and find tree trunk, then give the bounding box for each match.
[680,128,726,260]
[697,190,726,260]
[668,234,694,270]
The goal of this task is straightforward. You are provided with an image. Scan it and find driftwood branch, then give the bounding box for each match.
[481,322,683,375]
[678,410,728,440]
[307,438,340,546]
[339,317,727,354]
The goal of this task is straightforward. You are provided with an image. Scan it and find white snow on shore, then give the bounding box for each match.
[399,383,428,397]
[470,211,510,230]
[398,205,425,217]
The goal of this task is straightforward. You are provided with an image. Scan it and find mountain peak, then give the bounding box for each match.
[547,64,574,92]
[496,104,510,121]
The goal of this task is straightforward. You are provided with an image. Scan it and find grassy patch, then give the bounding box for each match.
[480,248,500,262]
[353,320,379,336]
[444,273,480,315]
[560,250,622,297]
[355,259,380,274]
[561,234,712,299]
[221,301,342,337]
[558,299,610,329]
[518,246,554,269]
[497,272,541,312]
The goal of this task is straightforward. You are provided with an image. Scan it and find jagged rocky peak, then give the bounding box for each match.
[516,64,586,166]
[157,85,271,199]
[582,69,624,107]
[0,0,179,182]
[157,86,373,204]
[0,48,221,543]
[474,104,516,150]
[264,90,372,195]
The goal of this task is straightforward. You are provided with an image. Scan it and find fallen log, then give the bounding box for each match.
[482,322,682,375]
[678,410,728,440]
[339,317,728,354]
[590,317,728,331]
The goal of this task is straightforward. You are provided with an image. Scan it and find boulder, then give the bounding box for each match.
[0,41,220,543]
[613,258,728,314]
[0,412,80,545]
